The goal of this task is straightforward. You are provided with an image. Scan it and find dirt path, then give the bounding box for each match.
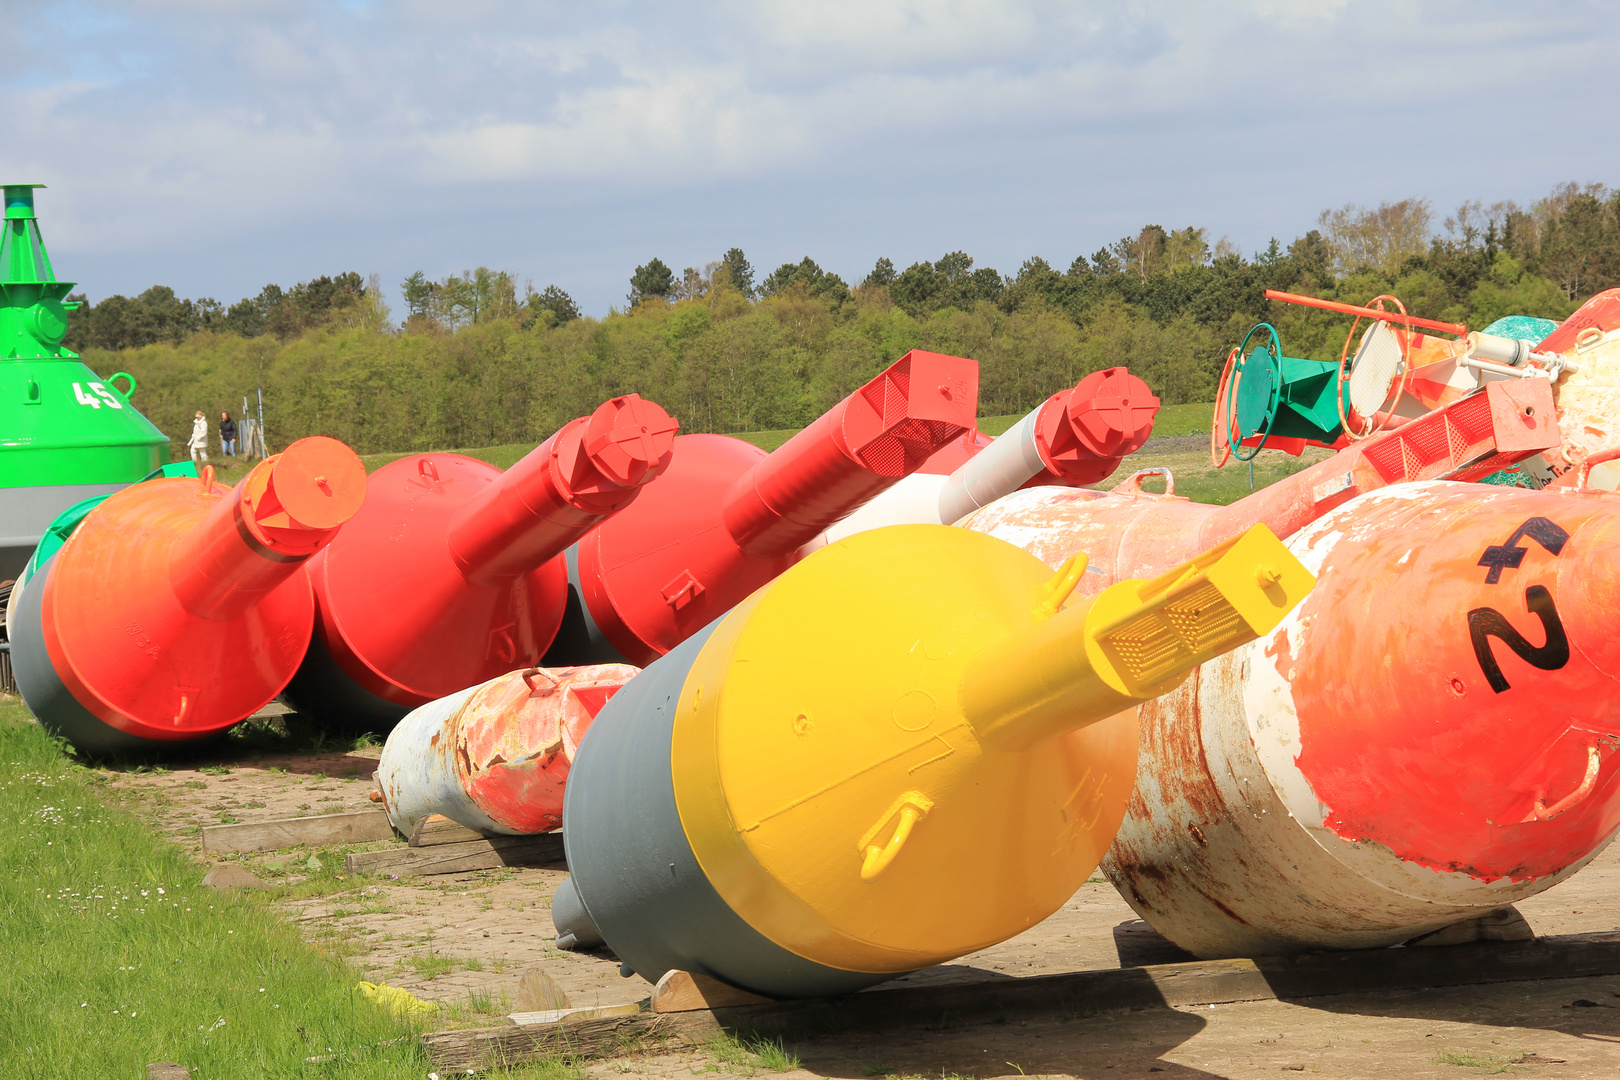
[103,746,1620,1078]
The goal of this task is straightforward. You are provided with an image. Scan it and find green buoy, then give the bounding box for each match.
[0,184,169,579]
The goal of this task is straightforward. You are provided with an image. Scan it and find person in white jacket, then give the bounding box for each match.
[188,410,209,470]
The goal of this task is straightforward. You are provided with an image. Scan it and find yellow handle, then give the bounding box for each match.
[858,791,933,882]
[1033,553,1086,620]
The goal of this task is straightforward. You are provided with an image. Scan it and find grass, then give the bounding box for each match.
[1435,1048,1520,1073]
[1098,445,1330,506]
[725,429,800,453]
[702,1032,802,1074]
[398,950,458,979]
[0,694,420,1078]
[221,711,383,756]
[0,694,578,1079]
[981,400,1212,441]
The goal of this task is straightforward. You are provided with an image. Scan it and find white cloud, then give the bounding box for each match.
[3,0,1617,312]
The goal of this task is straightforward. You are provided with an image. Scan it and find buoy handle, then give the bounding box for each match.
[858,791,934,882]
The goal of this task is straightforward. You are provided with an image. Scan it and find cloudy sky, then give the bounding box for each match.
[8,1,1619,317]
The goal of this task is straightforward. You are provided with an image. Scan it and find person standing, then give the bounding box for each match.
[188,410,209,469]
[219,411,238,457]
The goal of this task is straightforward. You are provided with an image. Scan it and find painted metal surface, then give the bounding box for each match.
[1097,481,1620,957]
[560,521,1311,995]
[9,438,365,751]
[824,367,1158,543]
[376,662,637,836]
[282,394,675,729]
[969,378,1560,605]
[0,184,168,577]
[1226,323,1347,454]
[3,464,199,641]
[1,482,126,581]
[547,350,977,667]
[938,366,1158,524]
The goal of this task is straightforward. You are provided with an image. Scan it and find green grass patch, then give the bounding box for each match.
[0,694,583,1078]
[725,429,799,453]
[0,696,429,1078]
[1434,1048,1519,1073]
[397,950,458,979]
[220,712,382,756]
[1147,401,1214,437]
[701,1032,801,1074]
[1110,450,1323,506]
[977,413,1021,437]
[963,403,1215,442]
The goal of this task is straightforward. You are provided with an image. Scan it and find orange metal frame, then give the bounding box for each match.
[1264,289,1468,338]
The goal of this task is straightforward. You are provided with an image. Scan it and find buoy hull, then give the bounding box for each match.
[1100,482,1620,956]
[377,663,636,836]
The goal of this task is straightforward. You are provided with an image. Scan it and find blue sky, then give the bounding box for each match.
[7,1,1619,317]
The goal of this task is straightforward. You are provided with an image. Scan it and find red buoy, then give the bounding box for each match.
[10,436,367,753]
[546,350,978,667]
[284,394,677,729]
[1027,366,1160,487]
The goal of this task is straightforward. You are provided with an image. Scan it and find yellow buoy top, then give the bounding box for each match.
[670,522,1311,974]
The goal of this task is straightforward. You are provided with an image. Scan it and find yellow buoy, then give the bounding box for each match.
[560,521,1312,996]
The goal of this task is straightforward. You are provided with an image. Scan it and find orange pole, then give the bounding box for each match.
[1263,289,1468,337]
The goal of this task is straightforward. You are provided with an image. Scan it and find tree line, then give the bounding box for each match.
[66,180,1619,461]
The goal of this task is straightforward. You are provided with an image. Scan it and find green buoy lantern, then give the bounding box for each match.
[0,184,169,579]
[1226,322,1348,460]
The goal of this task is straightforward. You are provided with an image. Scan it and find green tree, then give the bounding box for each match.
[628,258,676,306]
[401,271,434,324]
[760,257,851,305]
[863,257,896,288]
[717,248,755,298]
[529,284,580,325]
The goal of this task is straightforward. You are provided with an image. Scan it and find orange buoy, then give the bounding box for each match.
[10,437,366,753]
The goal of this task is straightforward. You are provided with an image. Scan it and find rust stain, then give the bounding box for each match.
[1197,888,1255,929]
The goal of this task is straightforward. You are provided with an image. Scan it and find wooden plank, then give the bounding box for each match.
[345,832,565,877]
[424,1010,719,1069]
[422,930,1620,1071]
[201,810,395,854]
[653,970,773,1013]
[509,1002,644,1026]
[409,813,489,847]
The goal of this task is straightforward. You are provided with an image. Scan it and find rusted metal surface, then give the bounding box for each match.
[376,663,637,836]
[983,479,1620,958]
[961,378,1620,958]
